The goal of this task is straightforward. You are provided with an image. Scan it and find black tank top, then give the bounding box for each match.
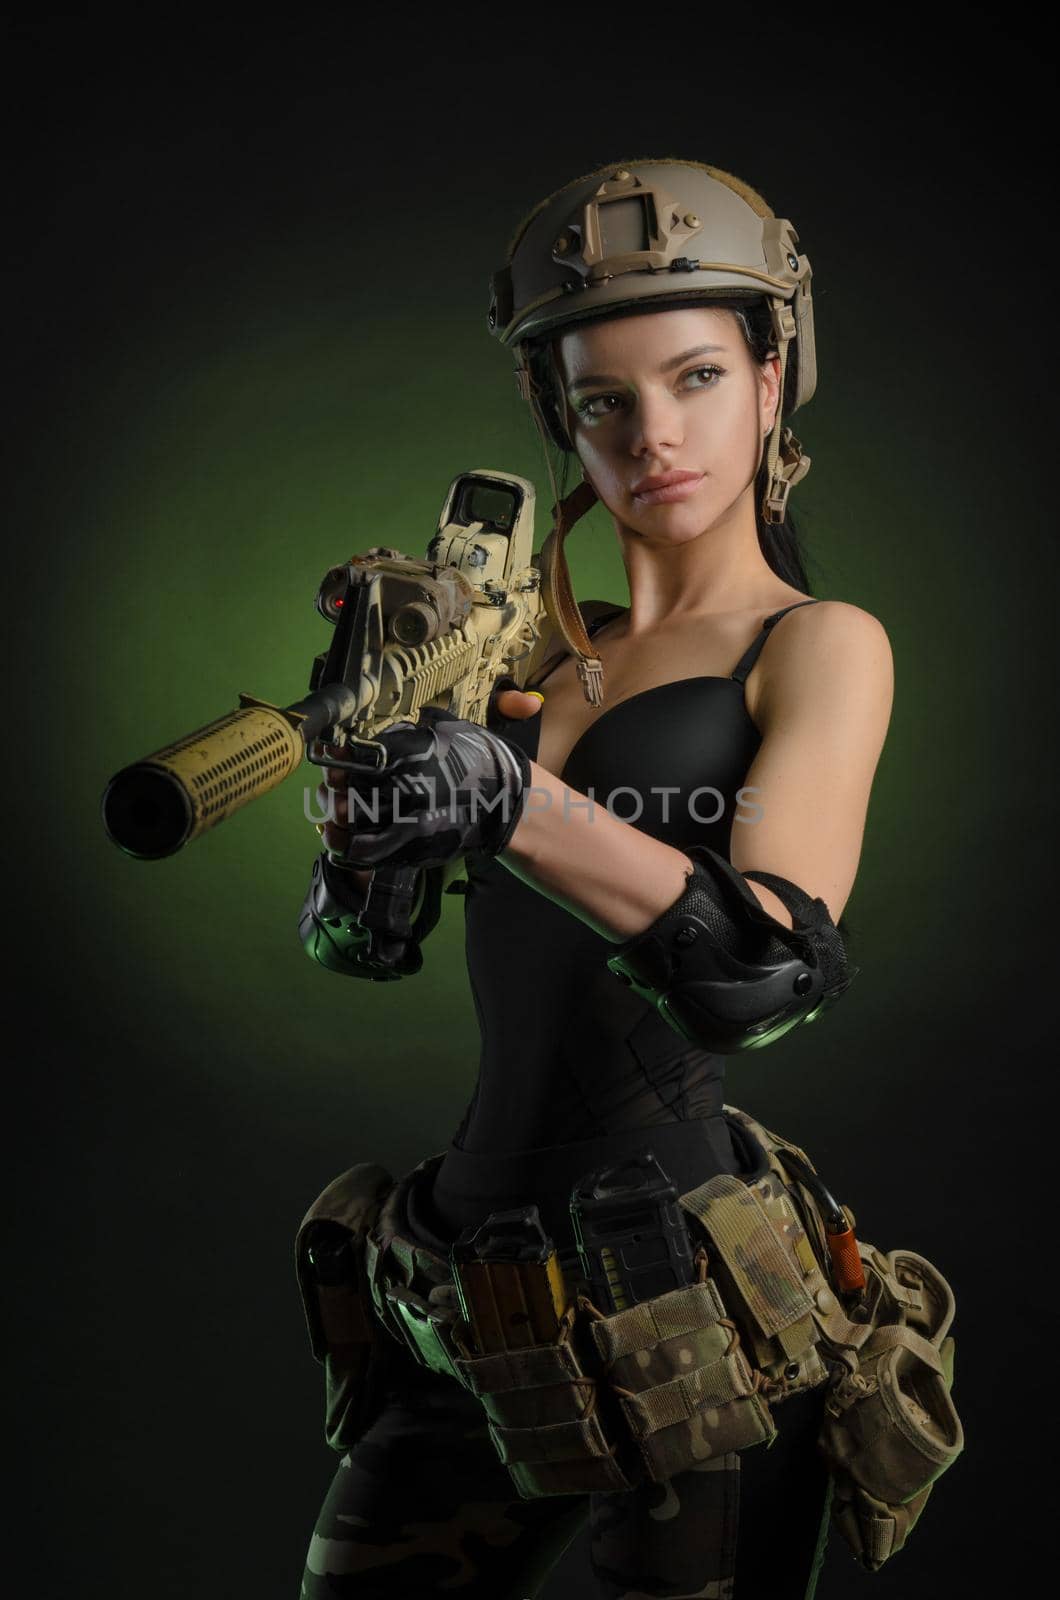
[417,600,820,1255]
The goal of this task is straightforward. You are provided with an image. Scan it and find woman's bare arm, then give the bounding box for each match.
[729,602,894,922]
[499,602,894,941]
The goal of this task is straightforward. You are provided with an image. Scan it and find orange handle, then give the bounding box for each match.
[827,1227,866,1294]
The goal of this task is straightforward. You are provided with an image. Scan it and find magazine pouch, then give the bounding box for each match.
[452,1302,642,1498]
[580,1267,777,1483]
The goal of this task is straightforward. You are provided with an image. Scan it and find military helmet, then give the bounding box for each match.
[489,158,815,524]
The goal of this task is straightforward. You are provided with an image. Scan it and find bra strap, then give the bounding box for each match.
[730,600,820,686]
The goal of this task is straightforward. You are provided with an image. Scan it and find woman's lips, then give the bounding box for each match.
[633,474,705,505]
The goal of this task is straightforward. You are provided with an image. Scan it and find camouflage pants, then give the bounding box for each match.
[299,1344,832,1599]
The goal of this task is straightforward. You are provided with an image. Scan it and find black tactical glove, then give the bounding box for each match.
[326,705,532,870]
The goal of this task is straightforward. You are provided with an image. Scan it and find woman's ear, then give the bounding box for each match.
[760,351,783,434]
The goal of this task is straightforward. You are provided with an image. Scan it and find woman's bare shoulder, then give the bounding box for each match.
[757,599,894,717]
[777,597,891,643]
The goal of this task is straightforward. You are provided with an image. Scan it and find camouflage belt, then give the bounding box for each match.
[358,1138,840,1500]
[296,1115,962,1557]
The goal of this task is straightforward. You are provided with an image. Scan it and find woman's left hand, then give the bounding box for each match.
[317,686,542,870]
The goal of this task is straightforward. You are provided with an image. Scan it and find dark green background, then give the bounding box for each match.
[8,17,1047,1597]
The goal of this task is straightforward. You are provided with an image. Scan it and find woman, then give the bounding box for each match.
[298,159,893,1599]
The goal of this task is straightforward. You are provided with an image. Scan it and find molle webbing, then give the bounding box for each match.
[582,1276,776,1473]
[586,1280,763,1425]
[455,1305,640,1495]
[621,1346,763,1437]
[588,1279,732,1363]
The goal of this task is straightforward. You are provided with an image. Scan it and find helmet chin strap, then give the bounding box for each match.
[514,342,607,706]
[763,298,812,523]
[538,476,604,706]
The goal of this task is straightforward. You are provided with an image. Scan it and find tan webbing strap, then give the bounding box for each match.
[859,1322,945,1375]
[810,1247,928,1360]
[761,299,812,524]
[537,477,605,706]
[490,1411,613,1466]
[812,1299,878,1357]
[523,599,624,697]
[621,1354,760,1439]
[509,342,605,707]
[763,299,794,522]
[588,1281,728,1364]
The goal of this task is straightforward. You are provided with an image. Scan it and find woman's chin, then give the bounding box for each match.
[625,503,717,543]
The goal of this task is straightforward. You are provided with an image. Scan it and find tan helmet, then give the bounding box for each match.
[487,159,816,705]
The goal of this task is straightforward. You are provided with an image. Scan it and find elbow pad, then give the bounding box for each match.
[606,845,857,1053]
[298,853,443,980]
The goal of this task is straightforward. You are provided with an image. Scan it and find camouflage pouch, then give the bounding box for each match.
[452,1302,642,1497]
[365,1154,641,1498]
[580,1257,777,1483]
[489,1109,837,1491]
[295,1161,398,1452]
[816,1245,963,1571]
[722,1104,965,1572]
[675,1169,831,1405]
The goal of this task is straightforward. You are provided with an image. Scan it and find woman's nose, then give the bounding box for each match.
[630,389,684,455]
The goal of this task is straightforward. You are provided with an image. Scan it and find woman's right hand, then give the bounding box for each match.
[315,691,543,878]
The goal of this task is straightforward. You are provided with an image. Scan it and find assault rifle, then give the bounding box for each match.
[101,469,547,968]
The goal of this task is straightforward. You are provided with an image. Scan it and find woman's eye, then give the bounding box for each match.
[682,364,724,388]
[575,365,725,421]
[576,393,623,420]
